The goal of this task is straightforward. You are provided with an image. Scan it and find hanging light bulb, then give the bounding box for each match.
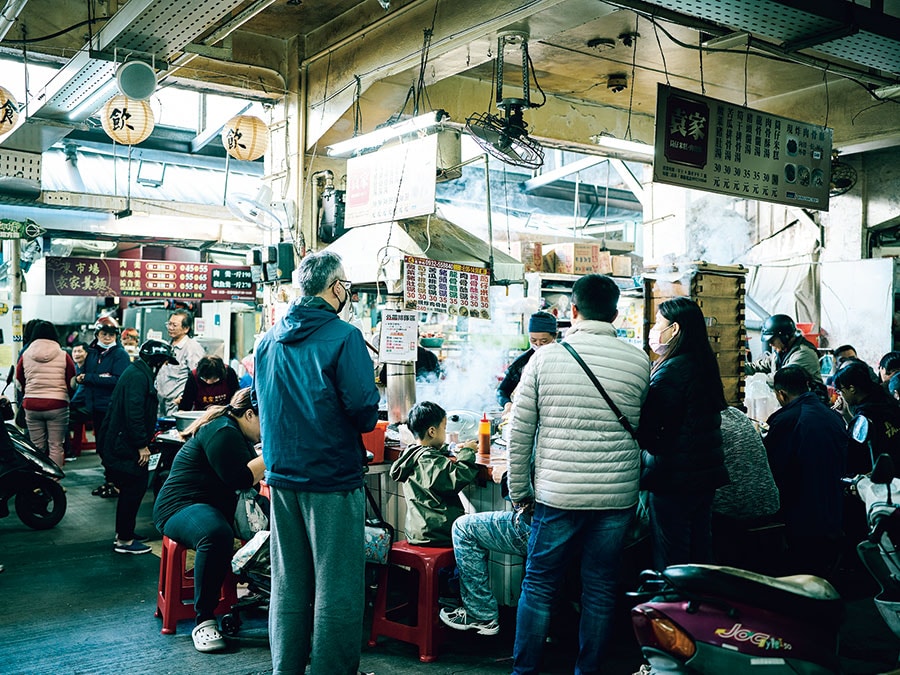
[101,94,155,145]
[0,85,20,136]
[222,115,269,161]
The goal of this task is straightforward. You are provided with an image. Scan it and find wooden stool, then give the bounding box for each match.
[368,540,455,662]
[155,535,239,634]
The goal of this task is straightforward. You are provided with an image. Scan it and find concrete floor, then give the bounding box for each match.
[0,452,897,674]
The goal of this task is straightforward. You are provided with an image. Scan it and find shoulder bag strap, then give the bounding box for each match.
[364,482,387,523]
[561,341,638,441]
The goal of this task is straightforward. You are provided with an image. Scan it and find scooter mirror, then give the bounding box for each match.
[851,415,870,444]
[872,454,895,485]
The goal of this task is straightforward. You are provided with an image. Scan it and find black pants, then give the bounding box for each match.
[107,466,148,541]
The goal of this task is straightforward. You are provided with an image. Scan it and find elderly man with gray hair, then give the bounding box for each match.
[253,250,379,675]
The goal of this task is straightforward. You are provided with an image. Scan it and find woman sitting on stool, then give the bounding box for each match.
[153,387,265,653]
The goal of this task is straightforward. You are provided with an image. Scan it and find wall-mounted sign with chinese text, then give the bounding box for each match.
[379,310,418,364]
[344,134,438,228]
[654,84,833,210]
[404,255,491,319]
[45,257,256,301]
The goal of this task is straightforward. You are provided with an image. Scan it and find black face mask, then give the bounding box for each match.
[335,282,348,314]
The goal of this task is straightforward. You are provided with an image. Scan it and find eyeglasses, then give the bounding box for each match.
[165,321,182,328]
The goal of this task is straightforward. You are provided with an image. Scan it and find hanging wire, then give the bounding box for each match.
[524,42,547,108]
[744,41,750,107]
[624,20,638,142]
[823,66,830,128]
[652,18,670,86]
[353,75,362,137]
[698,34,706,95]
[502,162,512,252]
[20,24,28,118]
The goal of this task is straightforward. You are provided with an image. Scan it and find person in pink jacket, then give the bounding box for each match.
[16,320,76,469]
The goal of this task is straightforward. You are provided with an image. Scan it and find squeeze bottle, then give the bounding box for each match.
[478,413,491,458]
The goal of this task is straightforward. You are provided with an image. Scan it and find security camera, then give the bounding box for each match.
[607,75,628,93]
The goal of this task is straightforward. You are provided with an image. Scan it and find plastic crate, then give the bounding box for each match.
[363,420,388,463]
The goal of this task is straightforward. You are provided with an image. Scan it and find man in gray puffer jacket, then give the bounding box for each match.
[507,273,650,675]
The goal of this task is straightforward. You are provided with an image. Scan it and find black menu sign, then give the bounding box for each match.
[654,84,833,211]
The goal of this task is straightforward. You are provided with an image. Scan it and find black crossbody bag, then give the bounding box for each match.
[561,341,638,441]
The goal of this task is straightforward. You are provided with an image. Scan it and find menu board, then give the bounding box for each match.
[403,255,491,319]
[654,84,833,211]
[344,134,438,228]
[45,256,256,300]
[378,310,418,363]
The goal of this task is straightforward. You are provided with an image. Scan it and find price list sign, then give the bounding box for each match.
[378,310,418,363]
[654,84,833,210]
[45,257,256,300]
[403,255,491,319]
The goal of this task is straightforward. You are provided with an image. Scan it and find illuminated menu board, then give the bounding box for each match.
[403,255,491,319]
[654,84,833,211]
[45,257,255,300]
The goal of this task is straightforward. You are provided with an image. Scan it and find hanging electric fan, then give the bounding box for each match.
[829,152,857,197]
[466,32,544,169]
[227,184,284,231]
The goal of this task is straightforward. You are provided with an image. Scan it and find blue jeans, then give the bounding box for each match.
[513,504,634,675]
[649,491,715,570]
[452,510,529,622]
[161,503,235,623]
[268,486,365,675]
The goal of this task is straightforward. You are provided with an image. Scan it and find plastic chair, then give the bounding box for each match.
[368,540,455,662]
[155,535,239,634]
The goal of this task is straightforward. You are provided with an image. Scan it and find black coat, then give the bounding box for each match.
[764,392,847,537]
[848,392,900,475]
[100,359,158,476]
[638,354,728,493]
[496,348,535,407]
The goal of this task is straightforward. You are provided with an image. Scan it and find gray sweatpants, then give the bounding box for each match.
[268,486,365,675]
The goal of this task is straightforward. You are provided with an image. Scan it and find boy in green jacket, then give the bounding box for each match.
[390,401,479,546]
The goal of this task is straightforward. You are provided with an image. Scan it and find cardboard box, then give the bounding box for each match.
[611,254,632,277]
[597,250,612,275]
[510,241,543,273]
[551,243,599,275]
[541,250,558,272]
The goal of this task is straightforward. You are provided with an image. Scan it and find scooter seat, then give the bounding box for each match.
[662,564,844,627]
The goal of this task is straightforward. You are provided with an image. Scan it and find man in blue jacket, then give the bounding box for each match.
[253,250,379,675]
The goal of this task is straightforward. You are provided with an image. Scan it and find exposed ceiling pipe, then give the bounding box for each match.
[0,0,29,41]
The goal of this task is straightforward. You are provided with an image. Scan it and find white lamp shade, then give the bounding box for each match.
[101,95,155,145]
[0,86,19,136]
[222,115,269,161]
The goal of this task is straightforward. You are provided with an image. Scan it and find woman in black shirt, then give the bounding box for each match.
[153,387,265,653]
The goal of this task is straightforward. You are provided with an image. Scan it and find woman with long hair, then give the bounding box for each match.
[153,387,266,653]
[638,297,729,570]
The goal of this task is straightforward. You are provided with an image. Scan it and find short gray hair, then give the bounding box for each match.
[297,250,344,296]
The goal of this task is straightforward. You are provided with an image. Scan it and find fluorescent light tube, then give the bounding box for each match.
[591,135,655,161]
[327,110,448,157]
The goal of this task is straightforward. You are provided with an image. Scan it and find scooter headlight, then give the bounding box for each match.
[632,607,697,659]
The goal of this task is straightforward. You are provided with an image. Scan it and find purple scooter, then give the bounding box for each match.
[628,563,843,673]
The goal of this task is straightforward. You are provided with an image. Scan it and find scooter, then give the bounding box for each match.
[0,421,67,529]
[627,416,900,674]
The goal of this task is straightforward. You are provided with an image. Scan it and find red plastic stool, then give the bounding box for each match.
[70,421,96,455]
[154,535,239,634]
[368,540,455,662]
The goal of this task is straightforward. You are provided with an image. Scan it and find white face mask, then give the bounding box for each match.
[96,340,114,350]
[648,325,674,356]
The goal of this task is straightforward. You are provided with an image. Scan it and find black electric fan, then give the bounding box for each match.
[829,152,857,197]
[466,33,544,169]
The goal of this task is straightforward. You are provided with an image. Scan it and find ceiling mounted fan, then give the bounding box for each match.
[227,184,293,231]
[829,151,857,197]
[466,32,545,170]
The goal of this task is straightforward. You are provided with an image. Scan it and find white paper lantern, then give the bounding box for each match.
[101,94,155,145]
[0,86,19,136]
[222,115,269,161]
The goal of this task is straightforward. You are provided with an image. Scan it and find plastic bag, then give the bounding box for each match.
[234,488,269,540]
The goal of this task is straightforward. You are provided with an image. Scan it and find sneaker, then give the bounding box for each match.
[439,607,499,635]
[114,541,151,555]
[633,666,652,675]
[112,533,149,544]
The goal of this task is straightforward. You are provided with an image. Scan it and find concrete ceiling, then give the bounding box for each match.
[2,0,900,157]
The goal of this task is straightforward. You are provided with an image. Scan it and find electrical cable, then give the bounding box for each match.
[624,20,638,142]
[652,19,670,86]
[0,16,109,44]
[698,34,706,96]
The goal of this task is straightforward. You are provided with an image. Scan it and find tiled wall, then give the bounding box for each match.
[366,467,524,607]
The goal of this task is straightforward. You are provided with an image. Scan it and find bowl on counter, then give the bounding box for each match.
[420,337,445,348]
[173,410,205,432]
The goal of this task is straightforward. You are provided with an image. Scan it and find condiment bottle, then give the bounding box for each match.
[478,412,491,458]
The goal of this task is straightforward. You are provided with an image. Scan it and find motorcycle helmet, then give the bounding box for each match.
[139,339,178,366]
[92,315,120,334]
[761,314,798,343]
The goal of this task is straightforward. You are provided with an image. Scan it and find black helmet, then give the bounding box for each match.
[761,314,798,342]
[139,339,178,366]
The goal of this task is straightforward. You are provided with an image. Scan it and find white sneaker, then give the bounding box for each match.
[439,606,499,635]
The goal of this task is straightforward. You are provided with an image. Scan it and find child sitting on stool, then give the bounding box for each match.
[390,401,479,546]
